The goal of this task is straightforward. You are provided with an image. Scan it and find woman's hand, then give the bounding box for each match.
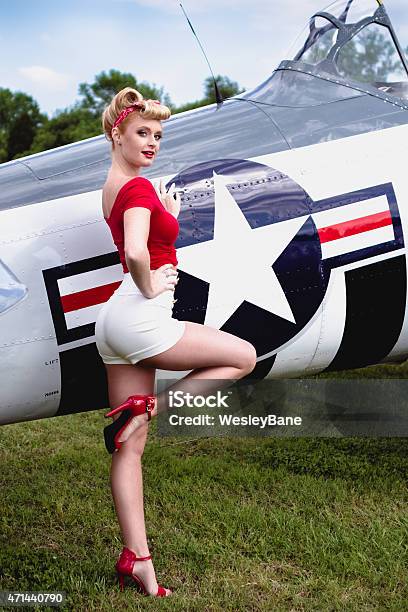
[153,179,181,219]
[144,263,179,299]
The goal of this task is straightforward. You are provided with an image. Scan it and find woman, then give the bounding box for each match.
[95,87,257,598]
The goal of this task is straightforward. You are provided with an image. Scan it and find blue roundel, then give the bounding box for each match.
[168,158,328,357]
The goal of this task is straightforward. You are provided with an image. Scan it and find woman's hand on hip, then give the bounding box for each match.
[144,264,179,299]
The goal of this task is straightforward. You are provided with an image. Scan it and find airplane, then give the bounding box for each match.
[1,0,408,435]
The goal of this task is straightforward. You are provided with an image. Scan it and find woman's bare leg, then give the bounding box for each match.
[104,322,257,594]
[105,363,169,594]
[120,321,257,436]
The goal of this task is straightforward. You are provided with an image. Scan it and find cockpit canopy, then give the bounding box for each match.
[290,0,408,99]
[0,259,27,315]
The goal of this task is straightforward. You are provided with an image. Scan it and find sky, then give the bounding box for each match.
[1,0,407,119]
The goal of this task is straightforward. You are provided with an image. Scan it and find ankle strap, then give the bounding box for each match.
[122,546,151,562]
[127,394,155,421]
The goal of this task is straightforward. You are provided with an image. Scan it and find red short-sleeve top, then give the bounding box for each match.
[104,176,180,273]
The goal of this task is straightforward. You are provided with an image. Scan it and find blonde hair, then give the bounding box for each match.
[101,86,171,146]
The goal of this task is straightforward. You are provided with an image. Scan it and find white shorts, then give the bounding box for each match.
[95,272,186,365]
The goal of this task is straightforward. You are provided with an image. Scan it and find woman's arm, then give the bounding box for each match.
[124,207,154,297]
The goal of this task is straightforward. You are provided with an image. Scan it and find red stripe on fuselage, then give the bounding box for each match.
[318,210,392,243]
[60,281,121,313]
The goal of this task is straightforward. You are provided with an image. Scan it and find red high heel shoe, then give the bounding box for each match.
[103,394,156,454]
[115,546,172,597]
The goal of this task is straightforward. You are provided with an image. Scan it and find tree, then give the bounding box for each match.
[0,88,46,163]
[14,70,175,158]
[4,70,245,159]
[203,74,245,102]
[16,106,96,158]
[77,68,172,115]
[173,74,245,113]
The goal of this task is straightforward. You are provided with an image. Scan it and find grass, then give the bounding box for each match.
[0,362,407,611]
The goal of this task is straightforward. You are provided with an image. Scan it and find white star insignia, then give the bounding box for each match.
[176,172,308,329]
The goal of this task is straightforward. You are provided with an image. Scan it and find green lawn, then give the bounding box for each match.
[0,363,407,611]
